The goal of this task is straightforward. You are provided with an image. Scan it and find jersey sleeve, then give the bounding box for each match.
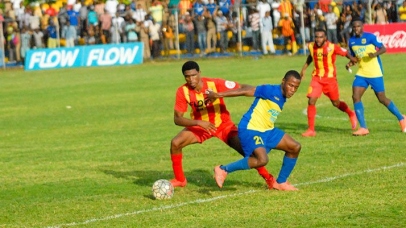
[254,84,273,99]
[212,78,240,92]
[370,33,383,49]
[174,87,188,113]
[334,44,348,56]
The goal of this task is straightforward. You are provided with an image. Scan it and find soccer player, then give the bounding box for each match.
[207,70,302,191]
[170,61,276,188]
[346,18,406,136]
[300,28,359,137]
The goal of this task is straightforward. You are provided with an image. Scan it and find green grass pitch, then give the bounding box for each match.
[1,54,405,227]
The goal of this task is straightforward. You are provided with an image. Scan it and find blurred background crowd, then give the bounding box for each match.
[1,0,405,64]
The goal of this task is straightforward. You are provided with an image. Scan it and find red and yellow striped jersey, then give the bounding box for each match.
[175,78,239,127]
[309,41,348,78]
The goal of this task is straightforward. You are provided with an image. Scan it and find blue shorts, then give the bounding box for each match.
[353,76,385,93]
[238,128,285,157]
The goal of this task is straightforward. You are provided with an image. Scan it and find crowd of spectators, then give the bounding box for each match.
[1,0,405,64]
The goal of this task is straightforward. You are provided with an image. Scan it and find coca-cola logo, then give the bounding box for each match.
[373,31,406,49]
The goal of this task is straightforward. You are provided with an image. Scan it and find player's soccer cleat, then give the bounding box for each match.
[170,178,187,187]
[352,128,369,136]
[265,176,276,190]
[213,165,227,188]
[272,181,298,191]
[301,129,316,137]
[349,113,358,130]
[399,115,406,132]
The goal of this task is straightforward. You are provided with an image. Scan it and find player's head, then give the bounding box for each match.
[182,61,201,89]
[282,70,301,98]
[182,60,200,74]
[351,17,363,37]
[314,28,327,47]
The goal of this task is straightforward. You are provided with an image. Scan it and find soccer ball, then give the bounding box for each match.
[152,179,174,200]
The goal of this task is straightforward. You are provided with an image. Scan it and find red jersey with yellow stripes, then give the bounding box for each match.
[309,41,348,78]
[175,78,239,128]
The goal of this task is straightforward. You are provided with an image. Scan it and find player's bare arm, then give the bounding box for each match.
[174,110,216,132]
[206,85,256,99]
[368,45,386,58]
[300,55,312,78]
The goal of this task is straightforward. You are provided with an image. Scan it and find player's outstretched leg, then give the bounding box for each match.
[337,101,357,130]
[170,153,188,187]
[213,165,228,188]
[399,115,406,132]
[302,105,316,137]
[353,102,369,136]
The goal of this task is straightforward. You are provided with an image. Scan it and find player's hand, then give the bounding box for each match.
[368,52,376,58]
[197,120,217,134]
[204,89,217,104]
[349,56,358,63]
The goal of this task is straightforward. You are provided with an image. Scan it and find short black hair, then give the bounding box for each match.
[284,70,301,81]
[351,17,363,24]
[182,61,200,74]
[314,28,327,35]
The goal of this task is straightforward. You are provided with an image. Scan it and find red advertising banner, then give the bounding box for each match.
[364,23,406,53]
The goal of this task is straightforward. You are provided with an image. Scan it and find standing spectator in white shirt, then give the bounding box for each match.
[105,0,118,17]
[271,0,281,28]
[325,5,338,43]
[261,10,275,55]
[256,0,271,31]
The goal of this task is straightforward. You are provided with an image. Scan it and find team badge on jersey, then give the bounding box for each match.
[361,38,366,44]
[225,80,236,89]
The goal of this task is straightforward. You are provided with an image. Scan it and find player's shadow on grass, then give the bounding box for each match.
[101,168,265,195]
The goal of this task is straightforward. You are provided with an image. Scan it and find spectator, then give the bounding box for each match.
[62,20,77,47]
[20,26,31,65]
[149,0,163,25]
[214,9,229,53]
[99,9,112,43]
[183,13,195,54]
[111,12,125,43]
[193,0,205,17]
[325,5,338,43]
[261,10,275,55]
[372,3,388,24]
[278,13,295,55]
[162,22,174,56]
[133,3,147,23]
[126,18,139,42]
[399,1,406,22]
[248,8,260,51]
[32,28,44,49]
[204,8,217,54]
[271,0,281,28]
[46,19,58,48]
[194,14,207,56]
[149,18,162,58]
[138,18,151,59]
[218,0,231,17]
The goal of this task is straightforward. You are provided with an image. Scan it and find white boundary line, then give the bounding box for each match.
[47,162,405,228]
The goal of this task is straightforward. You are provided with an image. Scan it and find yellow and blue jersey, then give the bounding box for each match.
[239,84,286,132]
[349,32,384,78]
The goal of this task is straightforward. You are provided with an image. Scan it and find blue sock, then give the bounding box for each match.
[276,156,297,184]
[354,102,367,128]
[221,157,250,173]
[387,101,403,120]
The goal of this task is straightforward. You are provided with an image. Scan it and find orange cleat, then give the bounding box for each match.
[352,128,369,136]
[265,176,276,190]
[399,115,406,133]
[302,129,316,137]
[273,181,299,191]
[170,178,187,187]
[349,113,358,130]
[213,165,227,188]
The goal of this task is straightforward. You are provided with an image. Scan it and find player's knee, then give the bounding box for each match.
[291,141,301,155]
[170,138,183,152]
[257,156,269,167]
